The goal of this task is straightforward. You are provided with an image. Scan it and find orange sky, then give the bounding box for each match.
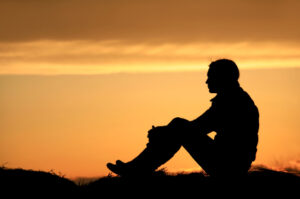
[0,0,300,178]
[1,69,300,178]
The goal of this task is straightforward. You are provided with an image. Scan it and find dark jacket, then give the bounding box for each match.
[195,86,259,166]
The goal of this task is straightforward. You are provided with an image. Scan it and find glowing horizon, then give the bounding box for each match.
[1,68,300,178]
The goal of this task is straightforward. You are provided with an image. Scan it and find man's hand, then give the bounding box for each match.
[147,125,157,141]
[147,125,168,142]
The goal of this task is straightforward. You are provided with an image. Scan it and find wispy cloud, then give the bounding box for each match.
[0,40,299,74]
[0,1,299,74]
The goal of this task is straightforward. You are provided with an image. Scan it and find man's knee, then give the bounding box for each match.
[147,126,181,149]
[169,117,189,127]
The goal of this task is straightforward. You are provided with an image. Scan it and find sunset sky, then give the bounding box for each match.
[0,0,300,178]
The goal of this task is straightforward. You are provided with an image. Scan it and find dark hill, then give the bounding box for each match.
[84,167,300,197]
[0,167,78,197]
[1,166,299,197]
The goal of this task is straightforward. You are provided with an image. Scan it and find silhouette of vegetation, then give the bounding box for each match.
[1,166,299,197]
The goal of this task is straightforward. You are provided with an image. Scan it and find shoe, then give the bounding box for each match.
[116,160,125,166]
[107,161,153,176]
[107,162,126,176]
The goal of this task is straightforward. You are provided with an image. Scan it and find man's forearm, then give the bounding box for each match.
[189,115,212,135]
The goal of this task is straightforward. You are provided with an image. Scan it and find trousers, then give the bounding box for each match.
[130,117,251,177]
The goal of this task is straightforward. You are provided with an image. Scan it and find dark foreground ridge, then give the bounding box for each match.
[1,166,300,197]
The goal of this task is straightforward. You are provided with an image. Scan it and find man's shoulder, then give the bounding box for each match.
[212,87,257,108]
[238,88,256,104]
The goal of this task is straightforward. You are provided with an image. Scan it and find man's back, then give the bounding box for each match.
[210,86,259,172]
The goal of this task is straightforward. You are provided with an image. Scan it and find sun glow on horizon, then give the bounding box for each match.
[1,68,300,178]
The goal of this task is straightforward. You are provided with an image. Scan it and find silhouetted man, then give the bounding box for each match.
[107,59,259,177]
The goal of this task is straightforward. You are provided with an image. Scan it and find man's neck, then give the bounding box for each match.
[217,83,241,95]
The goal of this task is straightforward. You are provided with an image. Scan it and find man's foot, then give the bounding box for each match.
[106,160,127,176]
[107,162,127,176]
[116,160,125,166]
[107,159,139,176]
[107,160,153,176]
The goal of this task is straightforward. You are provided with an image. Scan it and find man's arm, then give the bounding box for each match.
[189,108,215,135]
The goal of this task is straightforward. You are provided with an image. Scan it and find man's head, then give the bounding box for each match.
[206,59,240,93]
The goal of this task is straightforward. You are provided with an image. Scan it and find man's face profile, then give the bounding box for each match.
[206,68,219,93]
[206,59,239,94]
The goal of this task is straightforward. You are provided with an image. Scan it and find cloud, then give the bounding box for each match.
[0,0,299,43]
[0,40,299,74]
[1,0,299,74]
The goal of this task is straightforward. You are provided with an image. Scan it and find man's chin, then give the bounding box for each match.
[208,88,217,93]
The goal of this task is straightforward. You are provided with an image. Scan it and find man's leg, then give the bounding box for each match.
[107,117,188,176]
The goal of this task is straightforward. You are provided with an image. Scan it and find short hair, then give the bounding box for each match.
[209,59,240,82]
